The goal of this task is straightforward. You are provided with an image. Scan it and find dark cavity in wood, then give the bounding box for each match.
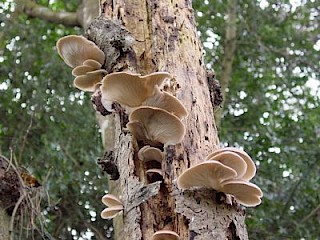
[207,70,223,108]
[97,151,119,180]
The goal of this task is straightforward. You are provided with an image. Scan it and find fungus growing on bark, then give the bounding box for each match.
[102,194,123,207]
[138,145,164,163]
[83,59,102,69]
[101,72,172,109]
[73,73,104,92]
[206,147,256,181]
[207,151,247,179]
[177,160,237,190]
[219,179,263,207]
[127,106,185,145]
[101,194,124,219]
[152,230,180,240]
[56,35,105,68]
[101,206,124,219]
[142,86,187,119]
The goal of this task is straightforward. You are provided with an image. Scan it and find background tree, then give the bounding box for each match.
[0,0,319,239]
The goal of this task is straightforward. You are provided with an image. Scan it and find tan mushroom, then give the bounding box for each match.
[146,169,163,178]
[142,86,187,119]
[177,160,237,190]
[207,151,247,179]
[152,230,180,240]
[219,179,263,207]
[101,72,172,108]
[73,72,105,92]
[100,205,124,219]
[127,106,185,145]
[101,194,123,207]
[207,147,256,181]
[83,59,102,69]
[138,145,164,163]
[72,65,96,76]
[56,35,105,68]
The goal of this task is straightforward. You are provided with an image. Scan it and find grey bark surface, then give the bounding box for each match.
[88,0,249,239]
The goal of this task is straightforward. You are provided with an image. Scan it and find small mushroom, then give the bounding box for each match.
[152,230,180,240]
[72,65,96,76]
[177,160,237,190]
[138,145,164,163]
[142,86,187,119]
[83,59,102,69]
[73,72,104,92]
[101,194,123,207]
[101,72,171,108]
[56,35,105,68]
[219,179,263,207]
[100,205,124,219]
[127,106,185,145]
[207,147,256,181]
[207,151,247,179]
[146,168,163,183]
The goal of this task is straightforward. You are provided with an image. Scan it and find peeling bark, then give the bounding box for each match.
[89,0,248,239]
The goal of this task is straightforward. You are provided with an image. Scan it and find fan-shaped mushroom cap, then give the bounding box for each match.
[101,72,172,107]
[177,160,237,190]
[100,205,124,219]
[138,146,164,163]
[83,59,102,69]
[219,179,263,207]
[127,107,185,145]
[142,86,187,119]
[72,65,96,76]
[207,147,256,181]
[152,230,180,240]
[207,151,247,179]
[101,194,123,207]
[73,73,104,92]
[56,35,105,68]
[146,168,163,176]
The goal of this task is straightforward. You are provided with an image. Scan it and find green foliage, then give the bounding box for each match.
[194,0,320,239]
[1,0,319,239]
[0,0,112,239]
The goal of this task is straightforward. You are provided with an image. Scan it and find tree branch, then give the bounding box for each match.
[16,0,81,27]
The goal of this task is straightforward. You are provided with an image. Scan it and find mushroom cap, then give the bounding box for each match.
[138,145,164,163]
[207,151,247,179]
[207,147,256,181]
[56,35,105,68]
[152,230,180,240]
[219,179,263,207]
[146,168,163,176]
[100,206,124,219]
[101,194,123,207]
[142,86,187,119]
[73,73,103,92]
[101,72,172,107]
[127,106,185,145]
[72,65,96,76]
[177,160,237,190]
[83,59,102,69]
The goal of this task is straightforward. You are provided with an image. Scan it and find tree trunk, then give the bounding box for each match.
[0,207,10,240]
[214,0,238,128]
[90,0,248,239]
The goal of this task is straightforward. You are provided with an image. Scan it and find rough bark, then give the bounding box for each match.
[214,0,238,128]
[0,207,10,240]
[88,0,247,239]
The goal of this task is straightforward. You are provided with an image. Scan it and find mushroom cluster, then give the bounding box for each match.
[138,145,164,183]
[100,71,187,146]
[177,147,263,207]
[100,194,124,219]
[56,35,107,91]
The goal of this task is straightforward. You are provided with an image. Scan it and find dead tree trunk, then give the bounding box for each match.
[91,0,248,239]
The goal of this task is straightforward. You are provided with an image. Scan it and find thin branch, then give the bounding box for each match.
[16,0,81,27]
[299,204,320,225]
